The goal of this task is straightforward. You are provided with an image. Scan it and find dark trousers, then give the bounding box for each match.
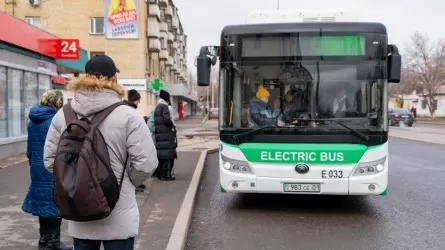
[73,237,134,250]
[153,159,175,179]
[39,217,62,231]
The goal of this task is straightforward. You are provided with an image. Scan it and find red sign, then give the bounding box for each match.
[39,39,80,60]
[51,76,68,85]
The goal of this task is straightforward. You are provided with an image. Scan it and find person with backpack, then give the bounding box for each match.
[22,90,72,250]
[43,55,158,250]
[123,89,146,192]
[153,90,177,180]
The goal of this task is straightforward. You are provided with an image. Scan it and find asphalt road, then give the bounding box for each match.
[186,138,445,250]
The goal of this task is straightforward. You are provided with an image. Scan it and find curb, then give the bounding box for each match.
[165,147,219,250]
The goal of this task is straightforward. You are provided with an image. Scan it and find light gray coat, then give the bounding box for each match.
[44,77,158,240]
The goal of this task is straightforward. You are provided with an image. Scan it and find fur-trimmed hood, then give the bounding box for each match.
[67,76,125,117]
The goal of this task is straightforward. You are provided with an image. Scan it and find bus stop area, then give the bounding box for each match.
[0,116,218,250]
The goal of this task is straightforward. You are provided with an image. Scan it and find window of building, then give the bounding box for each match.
[7,68,24,137]
[0,66,7,138]
[38,74,51,102]
[160,37,166,49]
[23,72,38,133]
[90,17,105,34]
[90,51,105,58]
[25,16,41,28]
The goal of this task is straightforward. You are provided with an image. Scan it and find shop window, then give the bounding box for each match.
[90,17,105,34]
[0,67,7,138]
[25,16,41,28]
[7,68,24,137]
[24,72,38,133]
[38,74,51,101]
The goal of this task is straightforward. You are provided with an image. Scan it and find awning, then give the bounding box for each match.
[0,12,88,73]
[55,49,88,73]
[158,83,197,101]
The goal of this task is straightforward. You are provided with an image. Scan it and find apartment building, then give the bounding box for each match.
[0,0,197,117]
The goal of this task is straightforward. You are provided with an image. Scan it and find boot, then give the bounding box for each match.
[38,227,49,250]
[46,219,72,250]
[46,230,72,250]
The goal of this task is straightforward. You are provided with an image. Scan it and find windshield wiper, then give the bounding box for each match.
[301,118,369,142]
[232,125,276,142]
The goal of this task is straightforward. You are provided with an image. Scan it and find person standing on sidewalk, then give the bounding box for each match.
[22,90,72,250]
[124,89,147,192]
[154,90,177,180]
[43,55,158,250]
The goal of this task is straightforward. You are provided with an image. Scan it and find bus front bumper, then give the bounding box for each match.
[220,172,387,195]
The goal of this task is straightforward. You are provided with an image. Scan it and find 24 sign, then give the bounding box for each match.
[38,39,80,60]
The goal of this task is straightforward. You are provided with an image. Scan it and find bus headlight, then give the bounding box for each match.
[352,156,386,176]
[221,155,254,174]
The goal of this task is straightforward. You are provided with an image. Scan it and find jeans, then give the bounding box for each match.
[73,237,134,250]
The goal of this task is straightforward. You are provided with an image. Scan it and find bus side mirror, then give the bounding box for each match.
[196,46,216,86]
[388,44,401,83]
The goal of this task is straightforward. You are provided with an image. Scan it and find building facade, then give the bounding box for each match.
[0,0,195,117]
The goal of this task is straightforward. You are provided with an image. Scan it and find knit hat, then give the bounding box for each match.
[256,85,270,99]
[40,90,64,110]
[159,89,170,102]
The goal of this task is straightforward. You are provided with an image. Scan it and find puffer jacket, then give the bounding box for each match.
[43,76,158,240]
[22,105,58,218]
[248,98,277,127]
[154,99,177,160]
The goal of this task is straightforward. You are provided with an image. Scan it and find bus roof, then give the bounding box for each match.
[221,22,387,36]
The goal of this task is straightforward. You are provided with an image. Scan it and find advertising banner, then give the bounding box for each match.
[105,0,139,39]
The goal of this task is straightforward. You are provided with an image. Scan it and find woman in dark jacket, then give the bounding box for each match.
[154,90,177,180]
[22,90,72,250]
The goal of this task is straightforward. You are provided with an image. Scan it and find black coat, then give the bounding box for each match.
[154,103,177,159]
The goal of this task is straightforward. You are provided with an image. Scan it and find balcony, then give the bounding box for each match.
[148,4,160,20]
[165,5,173,16]
[172,41,178,50]
[159,22,168,32]
[166,56,174,66]
[167,32,174,42]
[148,38,161,52]
[159,0,167,7]
[159,49,168,60]
[147,18,160,38]
[172,16,179,30]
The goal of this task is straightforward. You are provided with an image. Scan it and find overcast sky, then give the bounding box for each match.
[174,0,444,71]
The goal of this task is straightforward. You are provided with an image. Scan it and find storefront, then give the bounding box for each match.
[118,79,155,116]
[0,12,88,159]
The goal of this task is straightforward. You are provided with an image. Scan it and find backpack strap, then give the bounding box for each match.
[63,102,78,124]
[90,102,125,128]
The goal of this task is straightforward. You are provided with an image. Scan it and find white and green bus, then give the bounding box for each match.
[196,12,401,195]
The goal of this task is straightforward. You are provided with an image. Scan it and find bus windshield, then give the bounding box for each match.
[219,60,387,133]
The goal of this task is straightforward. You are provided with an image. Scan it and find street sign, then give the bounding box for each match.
[38,38,80,60]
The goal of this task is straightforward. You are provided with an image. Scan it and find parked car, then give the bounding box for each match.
[388,108,415,126]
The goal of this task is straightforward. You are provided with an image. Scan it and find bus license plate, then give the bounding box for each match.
[283,183,321,193]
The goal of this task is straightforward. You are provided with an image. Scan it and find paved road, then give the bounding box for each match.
[186,138,445,250]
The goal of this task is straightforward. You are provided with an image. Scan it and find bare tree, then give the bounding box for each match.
[405,32,445,118]
[389,68,422,96]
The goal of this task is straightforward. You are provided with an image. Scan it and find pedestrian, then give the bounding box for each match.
[43,55,158,250]
[123,89,147,192]
[167,99,178,180]
[22,90,72,250]
[154,89,177,180]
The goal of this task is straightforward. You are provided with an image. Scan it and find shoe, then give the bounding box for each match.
[46,230,72,250]
[135,185,146,192]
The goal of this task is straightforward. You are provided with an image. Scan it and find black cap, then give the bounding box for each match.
[85,55,120,79]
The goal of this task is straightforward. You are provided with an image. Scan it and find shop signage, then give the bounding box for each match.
[118,79,147,91]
